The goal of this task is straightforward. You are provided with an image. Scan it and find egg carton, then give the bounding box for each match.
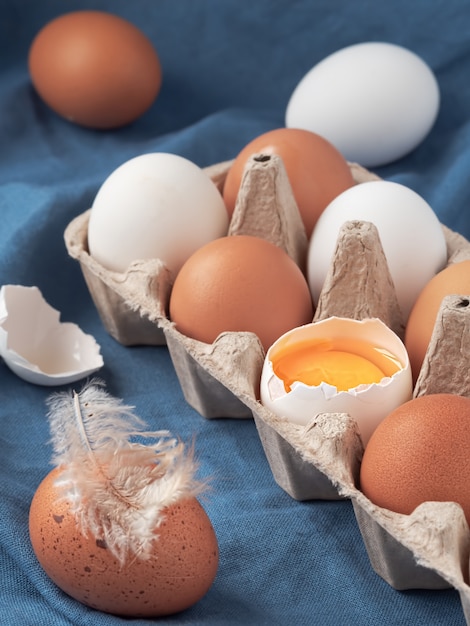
[65,154,470,621]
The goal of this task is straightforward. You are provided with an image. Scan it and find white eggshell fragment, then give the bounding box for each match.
[0,285,103,386]
[307,181,447,320]
[260,317,412,446]
[285,42,440,167]
[87,153,229,276]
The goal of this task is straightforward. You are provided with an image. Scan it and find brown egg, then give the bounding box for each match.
[169,235,314,352]
[29,467,219,617]
[405,260,470,382]
[28,11,162,129]
[222,128,355,237]
[360,394,470,524]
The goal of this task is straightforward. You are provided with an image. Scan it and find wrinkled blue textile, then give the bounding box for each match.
[1,1,469,624]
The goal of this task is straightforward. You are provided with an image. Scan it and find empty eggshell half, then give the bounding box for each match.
[0,285,103,385]
[260,317,413,446]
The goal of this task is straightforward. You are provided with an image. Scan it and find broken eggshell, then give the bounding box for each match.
[260,317,413,447]
[0,285,103,385]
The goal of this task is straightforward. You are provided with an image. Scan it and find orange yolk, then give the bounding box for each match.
[271,338,401,392]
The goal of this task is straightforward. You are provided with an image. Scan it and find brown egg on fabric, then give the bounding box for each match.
[360,394,470,524]
[28,11,162,129]
[29,467,219,617]
[405,260,470,382]
[169,235,314,352]
[222,128,355,237]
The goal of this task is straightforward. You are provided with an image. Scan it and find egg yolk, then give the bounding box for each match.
[272,338,401,392]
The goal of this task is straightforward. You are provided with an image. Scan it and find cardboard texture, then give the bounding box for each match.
[414,294,470,397]
[64,154,470,617]
[313,220,405,338]
[227,153,308,270]
[65,212,170,346]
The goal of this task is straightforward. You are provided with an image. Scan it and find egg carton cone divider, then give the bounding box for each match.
[227,153,308,269]
[414,294,470,397]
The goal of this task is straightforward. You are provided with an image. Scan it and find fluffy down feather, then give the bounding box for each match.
[46,379,205,564]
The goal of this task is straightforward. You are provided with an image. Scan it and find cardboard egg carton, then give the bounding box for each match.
[65,154,470,621]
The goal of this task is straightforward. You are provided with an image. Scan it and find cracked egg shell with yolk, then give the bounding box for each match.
[260,317,413,446]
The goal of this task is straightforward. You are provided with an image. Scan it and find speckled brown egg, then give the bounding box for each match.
[29,467,219,617]
[28,11,162,129]
[169,234,314,352]
[360,394,470,524]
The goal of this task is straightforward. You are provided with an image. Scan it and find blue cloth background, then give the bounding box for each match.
[1,1,469,624]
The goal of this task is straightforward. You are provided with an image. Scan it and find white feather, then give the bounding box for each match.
[46,379,204,564]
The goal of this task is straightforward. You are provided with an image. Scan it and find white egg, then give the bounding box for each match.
[307,180,447,320]
[88,153,229,276]
[285,42,440,167]
[260,317,413,447]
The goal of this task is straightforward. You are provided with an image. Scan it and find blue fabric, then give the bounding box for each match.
[1,1,469,624]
